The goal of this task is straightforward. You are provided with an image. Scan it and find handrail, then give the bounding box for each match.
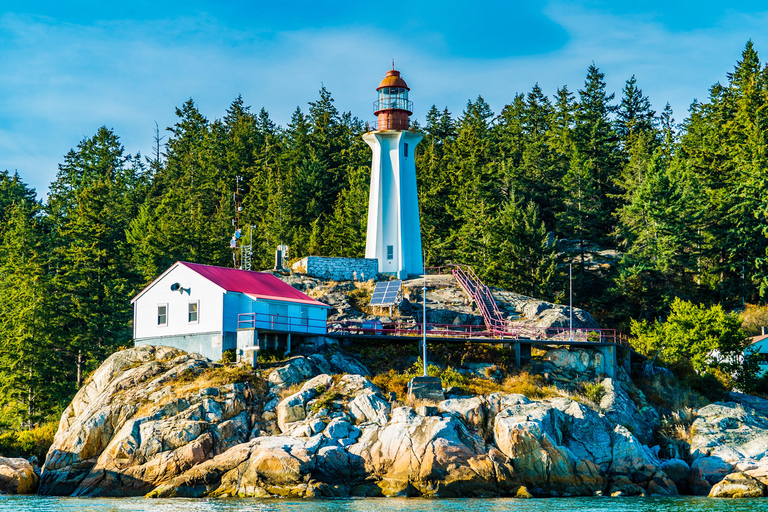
[429,263,507,334]
[328,319,632,347]
[237,312,327,333]
[373,98,413,113]
[424,264,633,348]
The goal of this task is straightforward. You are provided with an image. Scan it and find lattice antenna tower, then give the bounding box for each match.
[230,175,253,270]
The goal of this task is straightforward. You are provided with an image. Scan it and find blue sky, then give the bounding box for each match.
[2,1,768,196]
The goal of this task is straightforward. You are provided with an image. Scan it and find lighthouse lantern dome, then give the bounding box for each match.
[373,68,413,130]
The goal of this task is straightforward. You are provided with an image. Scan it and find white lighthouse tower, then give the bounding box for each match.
[364,68,424,279]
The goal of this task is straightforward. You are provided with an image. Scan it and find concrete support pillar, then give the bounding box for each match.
[513,342,521,368]
[236,329,258,368]
[520,344,532,366]
[286,333,292,355]
[599,344,617,379]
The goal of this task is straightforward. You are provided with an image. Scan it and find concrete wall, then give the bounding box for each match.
[292,256,379,282]
[135,332,226,362]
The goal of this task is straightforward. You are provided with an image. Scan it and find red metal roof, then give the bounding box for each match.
[180,262,328,307]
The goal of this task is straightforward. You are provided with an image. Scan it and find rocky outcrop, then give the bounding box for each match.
[599,378,659,445]
[689,401,768,486]
[39,346,258,497]
[55,345,768,499]
[0,457,39,494]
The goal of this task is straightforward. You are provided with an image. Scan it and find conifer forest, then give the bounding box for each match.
[2,42,768,428]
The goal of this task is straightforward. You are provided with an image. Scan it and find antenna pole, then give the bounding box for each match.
[569,263,573,342]
[422,259,427,377]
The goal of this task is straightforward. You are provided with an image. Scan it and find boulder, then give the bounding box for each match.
[493,400,605,496]
[276,388,319,433]
[690,402,768,471]
[268,357,316,388]
[608,425,677,496]
[323,417,359,441]
[708,471,766,498]
[550,398,613,471]
[0,457,39,494]
[661,458,690,493]
[329,353,371,377]
[336,374,378,396]
[599,378,658,445]
[348,392,390,426]
[544,348,603,375]
[690,456,736,486]
[300,374,334,393]
[361,407,512,497]
[438,397,486,434]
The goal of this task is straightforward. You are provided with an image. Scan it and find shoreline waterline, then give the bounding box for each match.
[2,496,768,512]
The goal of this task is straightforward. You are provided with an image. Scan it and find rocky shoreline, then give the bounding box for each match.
[1,344,766,499]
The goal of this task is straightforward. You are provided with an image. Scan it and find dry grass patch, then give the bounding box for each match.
[136,364,267,418]
[495,372,560,400]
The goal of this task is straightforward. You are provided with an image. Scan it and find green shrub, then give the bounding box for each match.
[311,391,342,413]
[221,349,236,364]
[257,348,286,363]
[0,422,57,461]
[582,382,605,403]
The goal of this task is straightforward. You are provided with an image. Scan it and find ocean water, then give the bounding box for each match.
[0,497,767,512]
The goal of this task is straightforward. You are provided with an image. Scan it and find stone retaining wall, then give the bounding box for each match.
[292,256,379,281]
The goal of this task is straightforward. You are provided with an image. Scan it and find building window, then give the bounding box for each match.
[404,143,408,157]
[386,245,394,260]
[188,301,199,323]
[157,304,168,326]
[301,307,309,327]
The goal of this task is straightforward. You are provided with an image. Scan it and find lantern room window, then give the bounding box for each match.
[378,87,409,110]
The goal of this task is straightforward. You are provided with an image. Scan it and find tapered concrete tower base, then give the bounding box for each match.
[364,129,423,278]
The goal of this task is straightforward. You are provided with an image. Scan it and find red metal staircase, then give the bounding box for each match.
[445,265,507,334]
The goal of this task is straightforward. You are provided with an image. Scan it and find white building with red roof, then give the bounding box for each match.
[131,261,329,362]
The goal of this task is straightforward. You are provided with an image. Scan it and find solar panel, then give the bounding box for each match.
[369,280,402,306]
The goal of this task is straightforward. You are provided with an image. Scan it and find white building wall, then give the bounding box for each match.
[133,264,224,340]
[364,130,424,278]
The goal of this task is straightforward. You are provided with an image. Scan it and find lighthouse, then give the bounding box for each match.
[364,68,424,279]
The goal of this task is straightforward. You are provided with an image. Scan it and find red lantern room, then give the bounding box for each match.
[373,68,413,131]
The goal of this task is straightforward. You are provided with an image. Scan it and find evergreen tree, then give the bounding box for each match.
[0,205,65,428]
[485,195,559,299]
[48,128,139,387]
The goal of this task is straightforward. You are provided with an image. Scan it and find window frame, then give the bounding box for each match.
[188,300,200,324]
[157,304,168,327]
[386,245,394,260]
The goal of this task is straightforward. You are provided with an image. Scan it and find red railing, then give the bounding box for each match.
[427,264,507,334]
[328,319,632,347]
[237,312,327,333]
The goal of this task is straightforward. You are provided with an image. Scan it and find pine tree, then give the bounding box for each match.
[0,205,66,427]
[485,195,559,299]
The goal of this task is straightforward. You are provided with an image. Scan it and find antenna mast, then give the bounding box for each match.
[230,176,253,270]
